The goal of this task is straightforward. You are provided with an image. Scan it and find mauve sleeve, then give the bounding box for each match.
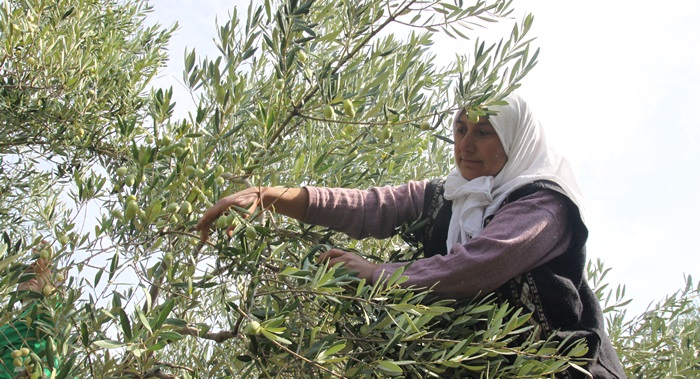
[303,180,428,240]
[373,190,574,299]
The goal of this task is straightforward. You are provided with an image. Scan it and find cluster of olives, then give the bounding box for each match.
[322,99,356,120]
[10,347,40,377]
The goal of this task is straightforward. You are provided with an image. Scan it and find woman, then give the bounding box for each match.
[197,94,626,378]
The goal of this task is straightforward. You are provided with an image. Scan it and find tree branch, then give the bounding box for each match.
[154,361,195,374]
[144,368,177,379]
[177,326,238,343]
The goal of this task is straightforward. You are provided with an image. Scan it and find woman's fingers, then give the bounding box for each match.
[317,249,377,281]
[317,248,345,264]
[197,195,235,231]
[196,189,260,242]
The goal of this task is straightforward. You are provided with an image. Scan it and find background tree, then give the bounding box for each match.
[0,0,174,237]
[1,0,175,377]
[588,260,700,379]
[2,0,697,378]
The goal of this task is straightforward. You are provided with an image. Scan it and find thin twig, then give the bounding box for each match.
[154,361,196,373]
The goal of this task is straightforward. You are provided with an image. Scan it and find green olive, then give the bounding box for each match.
[216,215,228,229]
[125,174,135,187]
[245,225,257,239]
[323,105,335,119]
[244,320,261,335]
[125,201,139,221]
[343,99,355,118]
[166,203,179,214]
[380,127,391,141]
[42,285,53,296]
[180,201,193,214]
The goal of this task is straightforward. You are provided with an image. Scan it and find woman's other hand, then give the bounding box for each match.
[317,248,378,281]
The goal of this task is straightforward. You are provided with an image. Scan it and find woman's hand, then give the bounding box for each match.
[18,257,52,294]
[196,187,263,242]
[197,186,309,243]
[317,248,378,281]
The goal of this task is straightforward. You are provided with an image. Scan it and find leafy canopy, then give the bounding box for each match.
[5,0,696,378]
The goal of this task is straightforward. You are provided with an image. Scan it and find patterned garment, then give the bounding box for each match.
[401,179,626,379]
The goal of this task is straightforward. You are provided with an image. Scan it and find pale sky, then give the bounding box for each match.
[148,0,700,317]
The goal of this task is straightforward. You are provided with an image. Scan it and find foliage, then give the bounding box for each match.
[0,0,651,378]
[589,260,700,379]
[0,0,175,237]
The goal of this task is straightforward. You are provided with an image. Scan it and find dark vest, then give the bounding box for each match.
[402,179,627,378]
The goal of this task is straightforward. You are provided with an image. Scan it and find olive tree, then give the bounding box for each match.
[588,261,700,379]
[0,0,174,235]
[1,0,608,378]
[1,0,173,377]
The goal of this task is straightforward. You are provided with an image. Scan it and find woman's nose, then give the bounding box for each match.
[458,133,475,152]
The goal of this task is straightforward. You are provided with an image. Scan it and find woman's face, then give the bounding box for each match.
[453,110,508,180]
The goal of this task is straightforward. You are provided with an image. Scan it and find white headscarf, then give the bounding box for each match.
[443,93,584,251]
